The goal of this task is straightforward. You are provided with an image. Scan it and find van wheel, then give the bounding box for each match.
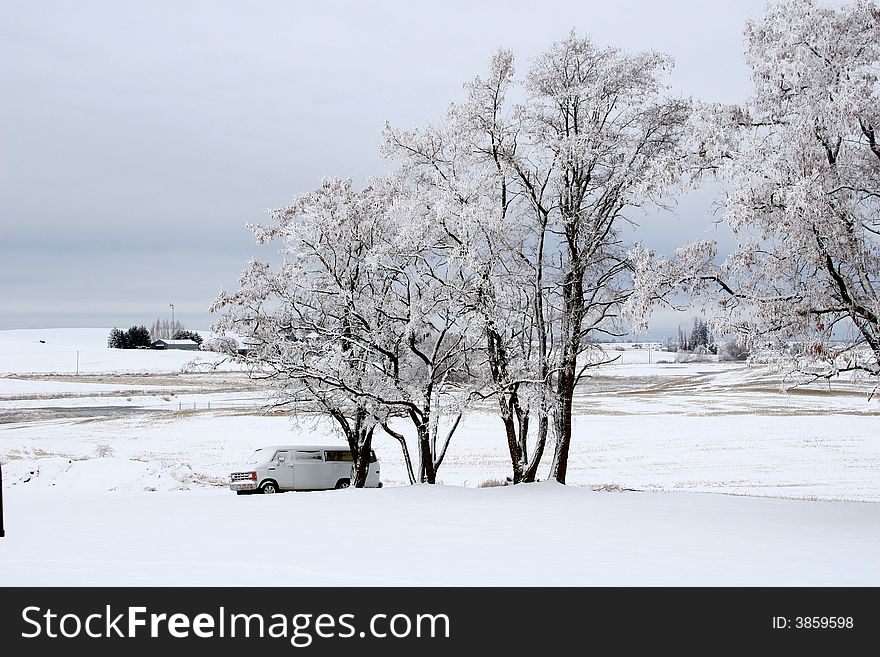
[260,481,278,494]
[335,479,351,489]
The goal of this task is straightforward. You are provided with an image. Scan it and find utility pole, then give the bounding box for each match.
[170,303,175,331]
[1,461,5,537]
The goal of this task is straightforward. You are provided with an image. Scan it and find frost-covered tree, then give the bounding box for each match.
[218,32,694,486]
[385,33,691,483]
[212,178,477,485]
[203,335,239,354]
[374,188,482,484]
[385,51,556,484]
[677,325,689,351]
[212,179,395,487]
[151,318,185,341]
[688,0,880,377]
[721,334,750,361]
[520,35,692,483]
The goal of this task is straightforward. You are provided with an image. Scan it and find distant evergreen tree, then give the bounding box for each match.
[690,318,709,350]
[677,325,689,351]
[173,329,203,345]
[107,327,127,349]
[125,325,151,348]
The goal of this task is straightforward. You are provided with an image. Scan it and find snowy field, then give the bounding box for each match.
[0,328,232,375]
[1,328,878,585]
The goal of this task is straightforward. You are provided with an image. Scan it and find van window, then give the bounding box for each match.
[324,450,377,462]
[325,450,353,462]
[294,450,323,462]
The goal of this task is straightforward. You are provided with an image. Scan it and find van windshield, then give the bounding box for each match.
[246,449,265,465]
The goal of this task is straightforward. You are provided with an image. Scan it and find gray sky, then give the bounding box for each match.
[1,0,772,335]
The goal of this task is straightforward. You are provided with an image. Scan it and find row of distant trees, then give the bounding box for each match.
[107,326,151,349]
[151,319,185,341]
[662,318,749,361]
[107,323,203,349]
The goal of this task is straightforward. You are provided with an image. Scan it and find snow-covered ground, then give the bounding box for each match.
[2,483,877,586]
[0,328,232,374]
[1,328,878,585]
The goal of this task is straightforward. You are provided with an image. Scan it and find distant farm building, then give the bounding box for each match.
[236,339,268,356]
[151,339,199,351]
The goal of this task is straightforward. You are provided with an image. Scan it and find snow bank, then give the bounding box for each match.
[3,456,198,492]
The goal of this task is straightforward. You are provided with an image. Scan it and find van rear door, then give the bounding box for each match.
[325,449,353,486]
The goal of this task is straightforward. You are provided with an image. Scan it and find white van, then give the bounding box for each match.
[229,445,381,494]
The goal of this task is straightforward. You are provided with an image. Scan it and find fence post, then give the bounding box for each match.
[1,461,5,537]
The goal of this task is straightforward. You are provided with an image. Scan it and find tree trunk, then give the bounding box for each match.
[351,427,374,488]
[549,216,585,484]
[417,423,436,484]
[331,407,374,488]
[522,412,548,482]
[485,320,532,484]
[549,361,576,484]
[381,422,416,485]
[500,401,525,484]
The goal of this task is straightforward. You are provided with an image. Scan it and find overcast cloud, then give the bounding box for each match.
[2,0,778,335]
